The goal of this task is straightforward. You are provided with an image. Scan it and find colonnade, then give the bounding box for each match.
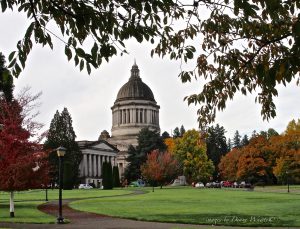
[81,154,115,177]
[112,108,159,126]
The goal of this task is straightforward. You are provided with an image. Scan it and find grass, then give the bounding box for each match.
[0,201,54,224]
[70,186,300,227]
[0,188,132,224]
[0,188,132,202]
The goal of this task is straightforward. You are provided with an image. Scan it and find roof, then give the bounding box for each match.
[115,63,156,102]
[77,140,119,152]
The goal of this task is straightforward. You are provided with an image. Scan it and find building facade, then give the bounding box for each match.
[78,140,119,187]
[78,62,160,182]
[107,62,160,175]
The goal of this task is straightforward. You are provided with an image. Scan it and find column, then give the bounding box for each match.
[144,109,147,123]
[133,108,136,123]
[98,155,102,177]
[88,154,92,177]
[83,154,88,177]
[93,155,97,177]
[127,109,130,123]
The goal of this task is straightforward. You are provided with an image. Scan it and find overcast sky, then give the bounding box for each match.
[1,11,299,141]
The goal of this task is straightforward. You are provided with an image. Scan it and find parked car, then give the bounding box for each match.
[222,181,233,188]
[195,182,205,188]
[79,184,93,189]
[211,182,221,188]
[206,182,212,188]
[129,179,145,187]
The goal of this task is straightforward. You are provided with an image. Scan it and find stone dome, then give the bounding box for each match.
[115,63,155,102]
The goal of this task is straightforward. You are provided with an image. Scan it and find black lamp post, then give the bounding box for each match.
[286,171,290,193]
[56,146,66,224]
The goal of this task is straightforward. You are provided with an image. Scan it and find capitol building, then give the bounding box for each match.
[78,62,160,186]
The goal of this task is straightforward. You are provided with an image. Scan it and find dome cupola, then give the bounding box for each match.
[115,62,155,102]
[110,61,160,146]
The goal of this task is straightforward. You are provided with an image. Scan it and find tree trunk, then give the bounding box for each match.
[10,191,15,217]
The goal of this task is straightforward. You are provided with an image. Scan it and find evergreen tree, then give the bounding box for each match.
[161,131,170,139]
[206,124,228,177]
[124,145,140,182]
[251,130,258,139]
[241,134,249,146]
[227,138,232,152]
[173,127,180,138]
[137,128,166,163]
[180,125,186,137]
[113,166,120,187]
[125,128,166,181]
[63,162,73,190]
[44,108,82,189]
[102,161,113,189]
[0,53,14,102]
[267,128,279,138]
[233,130,241,148]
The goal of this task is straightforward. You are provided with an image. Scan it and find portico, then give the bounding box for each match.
[78,140,118,187]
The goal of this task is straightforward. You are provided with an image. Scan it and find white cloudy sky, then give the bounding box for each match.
[1,10,299,141]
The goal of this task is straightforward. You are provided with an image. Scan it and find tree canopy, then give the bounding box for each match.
[0,52,14,102]
[173,129,214,183]
[1,0,299,125]
[44,108,82,188]
[124,128,166,181]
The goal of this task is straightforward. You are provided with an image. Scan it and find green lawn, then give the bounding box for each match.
[70,187,300,227]
[0,201,54,224]
[0,188,132,202]
[0,188,132,224]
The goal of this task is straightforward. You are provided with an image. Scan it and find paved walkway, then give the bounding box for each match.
[0,190,299,229]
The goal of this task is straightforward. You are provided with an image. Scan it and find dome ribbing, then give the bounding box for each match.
[115,63,155,102]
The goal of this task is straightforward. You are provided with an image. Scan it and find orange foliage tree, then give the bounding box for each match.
[218,148,242,181]
[141,150,180,191]
[164,137,176,154]
[219,123,300,185]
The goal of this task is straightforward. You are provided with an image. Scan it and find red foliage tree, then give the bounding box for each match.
[0,94,49,217]
[141,150,180,191]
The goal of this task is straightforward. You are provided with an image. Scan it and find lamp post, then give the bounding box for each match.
[286,171,290,193]
[56,146,66,224]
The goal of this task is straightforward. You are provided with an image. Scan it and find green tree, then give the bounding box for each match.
[3,1,299,126]
[125,128,166,181]
[227,138,232,152]
[63,162,73,190]
[0,52,14,102]
[206,124,228,177]
[233,131,241,148]
[124,145,140,182]
[2,0,185,77]
[44,108,82,189]
[173,127,180,138]
[173,129,214,183]
[113,166,120,187]
[161,131,170,139]
[180,125,186,137]
[102,161,113,189]
[241,134,250,147]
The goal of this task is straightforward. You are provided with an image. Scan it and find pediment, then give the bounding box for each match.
[92,142,115,151]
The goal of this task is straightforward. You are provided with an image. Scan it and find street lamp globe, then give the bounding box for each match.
[56,146,66,157]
